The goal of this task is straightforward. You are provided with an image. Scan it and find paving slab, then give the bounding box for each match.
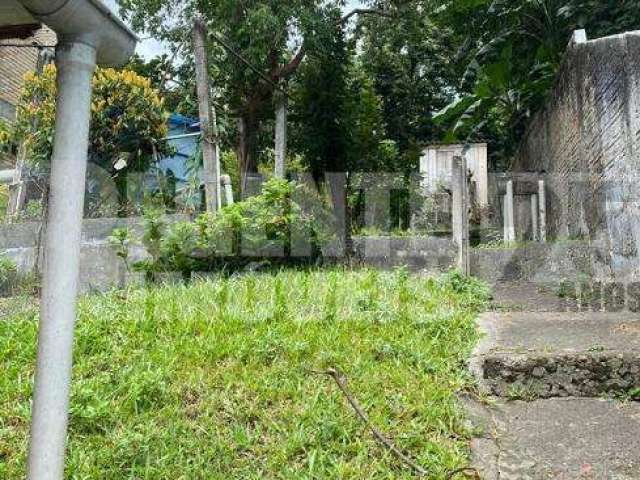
[490,282,578,312]
[471,312,640,398]
[464,397,640,480]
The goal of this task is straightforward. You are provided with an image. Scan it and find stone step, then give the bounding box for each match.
[470,312,640,399]
[464,396,640,480]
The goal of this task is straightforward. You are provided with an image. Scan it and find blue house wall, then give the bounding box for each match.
[156,113,201,188]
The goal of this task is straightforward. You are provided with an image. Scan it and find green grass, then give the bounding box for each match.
[0,268,489,479]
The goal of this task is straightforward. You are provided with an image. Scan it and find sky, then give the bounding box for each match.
[103,0,364,60]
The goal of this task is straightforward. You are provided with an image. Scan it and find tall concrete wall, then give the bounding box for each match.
[515,31,640,280]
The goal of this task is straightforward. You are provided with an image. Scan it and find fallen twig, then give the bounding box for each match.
[446,467,481,479]
[312,368,429,477]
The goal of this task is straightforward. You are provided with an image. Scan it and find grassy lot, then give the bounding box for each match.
[0,268,489,479]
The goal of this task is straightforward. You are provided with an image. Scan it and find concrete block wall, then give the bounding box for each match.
[0,216,187,293]
[514,31,640,280]
[352,236,457,271]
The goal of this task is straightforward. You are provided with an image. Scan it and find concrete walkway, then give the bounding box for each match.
[466,283,640,479]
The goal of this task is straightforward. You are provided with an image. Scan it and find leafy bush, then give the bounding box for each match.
[0,255,17,285]
[0,118,13,155]
[120,179,334,280]
[440,269,492,305]
[14,65,170,213]
[108,228,131,272]
[0,254,20,296]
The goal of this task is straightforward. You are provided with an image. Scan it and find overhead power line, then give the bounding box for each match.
[0,43,56,49]
[207,32,290,97]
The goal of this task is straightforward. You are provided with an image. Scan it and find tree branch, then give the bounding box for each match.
[338,8,394,25]
[312,368,429,477]
[274,44,307,80]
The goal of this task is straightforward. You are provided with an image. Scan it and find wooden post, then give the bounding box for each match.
[531,194,539,241]
[452,155,470,275]
[504,180,515,243]
[193,15,219,213]
[538,179,547,242]
[274,88,287,179]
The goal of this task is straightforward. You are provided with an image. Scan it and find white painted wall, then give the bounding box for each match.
[420,143,489,207]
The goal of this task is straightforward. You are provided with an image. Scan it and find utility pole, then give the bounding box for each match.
[274,85,287,178]
[193,14,219,212]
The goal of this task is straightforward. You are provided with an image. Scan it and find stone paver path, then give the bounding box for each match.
[466,282,640,479]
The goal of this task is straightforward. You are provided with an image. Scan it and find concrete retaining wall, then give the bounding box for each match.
[514,31,640,280]
[0,215,610,293]
[352,236,457,271]
[352,236,609,285]
[0,216,188,293]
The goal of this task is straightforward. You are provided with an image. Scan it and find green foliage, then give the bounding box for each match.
[343,64,393,172]
[440,269,492,304]
[0,118,13,156]
[132,178,334,278]
[118,0,346,176]
[108,228,132,272]
[0,254,17,285]
[0,185,8,221]
[139,208,167,271]
[291,7,350,179]
[0,268,488,478]
[14,66,170,203]
[356,1,457,169]
[90,69,170,174]
[21,200,43,222]
[125,53,196,115]
[434,0,640,168]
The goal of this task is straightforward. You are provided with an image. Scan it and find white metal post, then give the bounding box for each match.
[221,174,234,206]
[27,41,97,480]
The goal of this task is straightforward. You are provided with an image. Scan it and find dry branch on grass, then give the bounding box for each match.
[313,368,480,479]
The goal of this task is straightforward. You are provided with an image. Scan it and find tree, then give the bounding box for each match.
[433,0,640,169]
[126,53,197,115]
[117,0,394,189]
[290,6,350,180]
[343,62,390,173]
[356,0,457,172]
[14,65,170,212]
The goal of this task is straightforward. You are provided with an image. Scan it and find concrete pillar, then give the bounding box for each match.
[221,174,234,206]
[539,179,547,243]
[274,89,287,179]
[193,15,219,213]
[27,41,96,480]
[452,155,469,274]
[531,194,539,241]
[504,180,515,243]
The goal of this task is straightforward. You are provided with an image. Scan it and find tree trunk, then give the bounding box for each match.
[237,115,259,195]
